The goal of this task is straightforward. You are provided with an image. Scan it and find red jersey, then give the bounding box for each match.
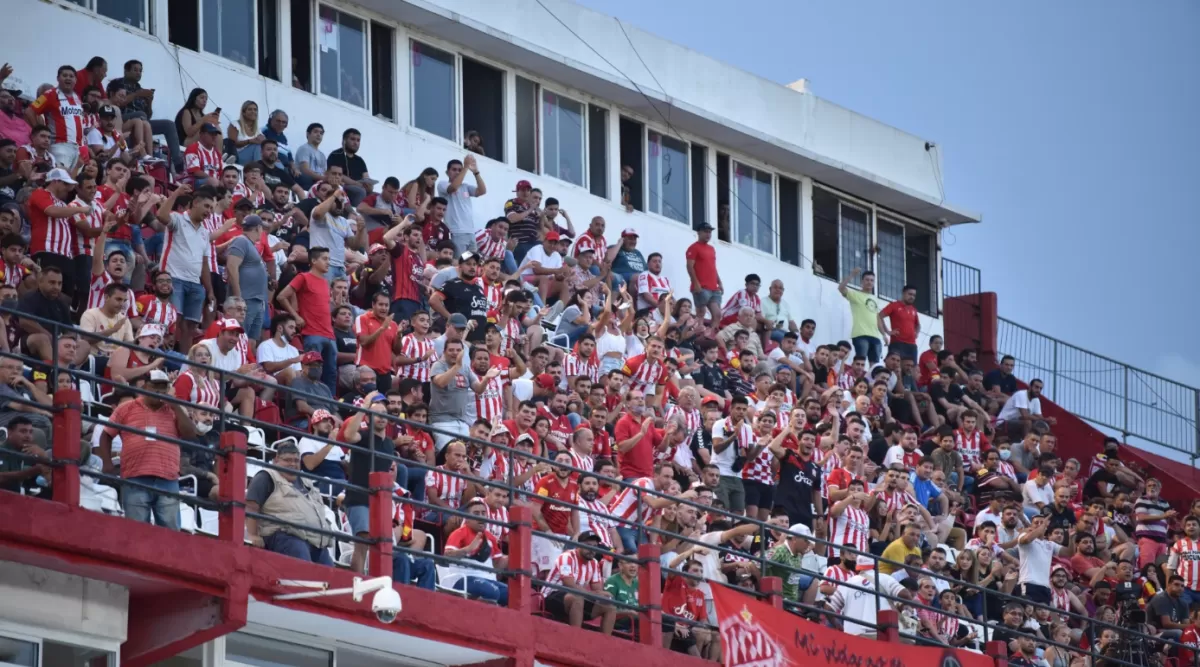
[184,142,222,182]
[389,243,422,302]
[537,405,572,453]
[684,241,718,291]
[475,354,508,423]
[1178,626,1199,667]
[662,575,706,622]
[26,188,75,256]
[353,311,398,374]
[446,524,501,558]
[472,276,503,312]
[879,300,919,345]
[86,272,138,317]
[0,259,32,288]
[622,353,669,396]
[613,413,662,480]
[30,88,85,145]
[288,272,334,339]
[591,426,612,460]
[396,333,434,382]
[421,220,450,252]
[173,370,222,408]
[534,474,578,536]
[918,349,939,388]
[137,294,179,330]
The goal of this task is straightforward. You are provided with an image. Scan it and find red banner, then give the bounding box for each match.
[712,585,994,667]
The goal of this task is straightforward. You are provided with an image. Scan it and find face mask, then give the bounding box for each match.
[999,450,1011,461]
[195,422,213,435]
[307,367,322,380]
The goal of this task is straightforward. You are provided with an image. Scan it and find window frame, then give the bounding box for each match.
[459,55,509,163]
[197,0,260,71]
[875,214,907,301]
[538,86,590,190]
[731,160,778,257]
[644,126,691,225]
[0,618,121,667]
[59,0,151,33]
[407,37,460,144]
[314,3,373,111]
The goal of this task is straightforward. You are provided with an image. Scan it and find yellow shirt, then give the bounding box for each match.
[879,538,920,575]
[844,288,881,340]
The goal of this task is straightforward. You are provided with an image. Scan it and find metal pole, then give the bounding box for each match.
[1123,367,1130,439]
[1193,388,1199,463]
[1051,341,1058,402]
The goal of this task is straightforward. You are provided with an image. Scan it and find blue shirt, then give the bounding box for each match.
[908,472,942,509]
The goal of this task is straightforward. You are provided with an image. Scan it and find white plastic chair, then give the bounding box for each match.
[197,509,220,536]
[271,436,297,452]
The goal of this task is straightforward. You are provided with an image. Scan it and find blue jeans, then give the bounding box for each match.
[264,532,335,566]
[616,526,641,555]
[244,298,266,343]
[171,278,207,323]
[769,329,786,343]
[394,553,436,590]
[454,577,508,605]
[326,265,348,283]
[122,476,181,530]
[589,263,627,290]
[502,250,518,276]
[302,335,338,394]
[852,335,882,365]
[513,241,539,266]
[1183,587,1199,608]
[405,466,426,503]
[144,231,165,261]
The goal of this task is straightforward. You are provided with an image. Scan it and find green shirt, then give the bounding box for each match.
[766,542,807,601]
[604,573,639,608]
[844,288,881,340]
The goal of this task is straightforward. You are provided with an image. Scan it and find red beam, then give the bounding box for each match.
[51,389,81,507]
[121,585,248,667]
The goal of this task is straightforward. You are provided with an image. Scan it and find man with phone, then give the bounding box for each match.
[108,59,183,172]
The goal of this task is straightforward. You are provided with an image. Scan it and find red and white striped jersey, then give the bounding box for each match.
[577,496,615,549]
[86,272,139,318]
[474,229,507,260]
[30,88,85,145]
[621,354,669,396]
[874,488,919,515]
[200,211,224,274]
[997,461,1018,482]
[592,429,612,460]
[740,440,775,485]
[1051,585,1071,612]
[472,277,503,312]
[27,189,76,256]
[73,196,104,255]
[475,368,506,423]
[137,294,179,330]
[721,289,761,322]
[485,503,509,541]
[822,564,855,593]
[1168,537,1200,590]
[635,271,673,314]
[608,476,655,523]
[564,352,600,383]
[231,183,266,208]
[397,333,434,382]
[829,505,870,558]
[497,315,521,356]
[837,368,861,391]
[664,404,702,448]
[490,455,535,494]
[568,449,594,476]
[572,231,607,258]
[173,370,222,408]
[820,451,843,476]
[425,466,467,510]
[0,260,32,288]
[954,428,986,469]
[184,142,222,182]
[545,548,604,588]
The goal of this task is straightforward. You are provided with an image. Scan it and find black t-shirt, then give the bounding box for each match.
[345,429,392,508]
[17,289,72,330]
[327,149,368,180]
[775,449,821,524]
[1082,469,1118,499]
[1045,503,1076,533]
[0,165,23,205]
[983,369,1017,396]
[261,162,297,191]
[438,278,487,342]
[928,382,964,415]
[811,362,830,388]
[334,326,357,358]
[691,361,727,397]
[867,435,891,467]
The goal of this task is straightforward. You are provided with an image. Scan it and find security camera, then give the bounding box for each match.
[371,586,402,624]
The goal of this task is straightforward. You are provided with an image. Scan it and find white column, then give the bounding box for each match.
[800,176,814,271]
[503,69,517,166]
[394,27,411,130]
[605,108,620,203]
[277,0,293,90]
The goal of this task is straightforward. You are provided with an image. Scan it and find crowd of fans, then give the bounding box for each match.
[0,56,1198,666]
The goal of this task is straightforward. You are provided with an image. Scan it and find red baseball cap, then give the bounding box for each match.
[621,228,639,237]
[534,373,556,390]
[217,318,243,333]
[514,180,532,192]
[301,350,323,364]
[544,231,561,242]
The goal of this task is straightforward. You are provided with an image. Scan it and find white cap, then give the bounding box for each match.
[138,323,165,339]
[148,369,171,383]
[788,524,813,539]
[856,554,876,571]
[47,168,77,185]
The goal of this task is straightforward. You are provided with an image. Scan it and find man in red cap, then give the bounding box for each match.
[296,408,346,493]
[504,179,540,264]
[284,350,335,427]
[201,317,275,416]
[520,230,566,303]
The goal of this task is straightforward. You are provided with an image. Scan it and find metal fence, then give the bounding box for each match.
[997,316,1200,459]
[940,257,981,299]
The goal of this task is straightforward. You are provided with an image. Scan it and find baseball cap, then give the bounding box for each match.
[458,251,479,264]
[514,179,532,192]
[696,222,714,232]
[46,168,76,185]
[701,396,721,406]
[788,524,813,539]
[301,350,323,364]
[856,554,876,572]
[217,318,243,333]
[577,530,603,544]
[310,409,335,426]
[448,313,469,329]
[515,432,536,447]
[240,214,263,229]
[620,228,638,238]
[201,123,220,134]
[368,243,388,255]
[98,104,118,118]
[147,369,171,384]
[138,323,165,339]
[575,246,595,255]
[533,373,556,390]
[490,422,511,437]
[544,231,561,242]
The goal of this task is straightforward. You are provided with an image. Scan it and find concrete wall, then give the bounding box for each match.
[7,0,944,344]
[0,562,129,642]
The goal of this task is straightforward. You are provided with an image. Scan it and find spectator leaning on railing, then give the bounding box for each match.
[245,441,335,566]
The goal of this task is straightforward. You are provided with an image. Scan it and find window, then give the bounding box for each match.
[813,186,871,283]
[68,0,148,29]
[410,41,455,141]
[690,142,708,230]
[619,116,644,211]
[0,633,37,666]
[542,90,585,187]
[778,176,800,266]
[515,77,539,172]
[733,162,774,255]
[41,640,114,667]
[876,218,905,300]
[839,201,871,284]
[906,227,936,314]
[588,105,609,198]
[462,58,505,160]
[370,22,395,120]
[256,0,280,81]
[289,0,312,91]
[203,0,256,67]
[647,130,689,224]
[716,152,731,242]
[226,632,332,667]
[318,6,368,108]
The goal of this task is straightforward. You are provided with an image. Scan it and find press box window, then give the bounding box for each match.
[462,58,505,161]
[542,90,585,188]
[410,40,456,141]
[812,186,870,284]
[647,129,689,224]
[68,0,149,30]
[169,0,263,70]
[318,6,368,108]
[733,162,774,255]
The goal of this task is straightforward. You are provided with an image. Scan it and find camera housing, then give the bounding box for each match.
[371,586,402,624]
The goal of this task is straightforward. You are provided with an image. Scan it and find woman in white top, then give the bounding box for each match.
[227,100,266,165]
[596,286,634,375]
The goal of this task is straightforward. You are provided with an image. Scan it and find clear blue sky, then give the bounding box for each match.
[574,0,1200,388]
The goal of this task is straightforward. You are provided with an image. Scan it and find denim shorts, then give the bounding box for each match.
[171,278,207,323]
[346,504,370,535]
[692,288,723,306]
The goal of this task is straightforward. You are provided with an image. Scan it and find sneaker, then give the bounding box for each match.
[541,300,565,326]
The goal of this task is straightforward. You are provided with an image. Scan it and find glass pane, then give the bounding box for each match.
[203,0,255,67]
[42,640,114,667]
[543,91,584,187]
[515,77,538,172]
[411,41,455,140]
[96,0,147,29]
[318,7,366,107]
[839,204,871,284]
[226,632,332,667]
[588,105,608,198]
[876,220,905,300]
[754,169,773,255]
[733,162,755,247]
[648,131,688,224]
[0,635,38,667]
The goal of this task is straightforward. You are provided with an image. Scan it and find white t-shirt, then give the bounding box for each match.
[257,338,301,373]
[86,128,122,159]
[827,571,907,636]
[710,418,751,476]
[1022,478,1055,510]
[201,338,244,373]
[1017,538,1061,588]
[768,346,804,370]
[520,246,562,279]
[882,445,910,469]
[297,435,345,463]
[998,390,1041,423]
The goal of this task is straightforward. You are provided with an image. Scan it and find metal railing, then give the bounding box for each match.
[941,257,982,299]
[998,316,1200,458]
[2,307,1192,666]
